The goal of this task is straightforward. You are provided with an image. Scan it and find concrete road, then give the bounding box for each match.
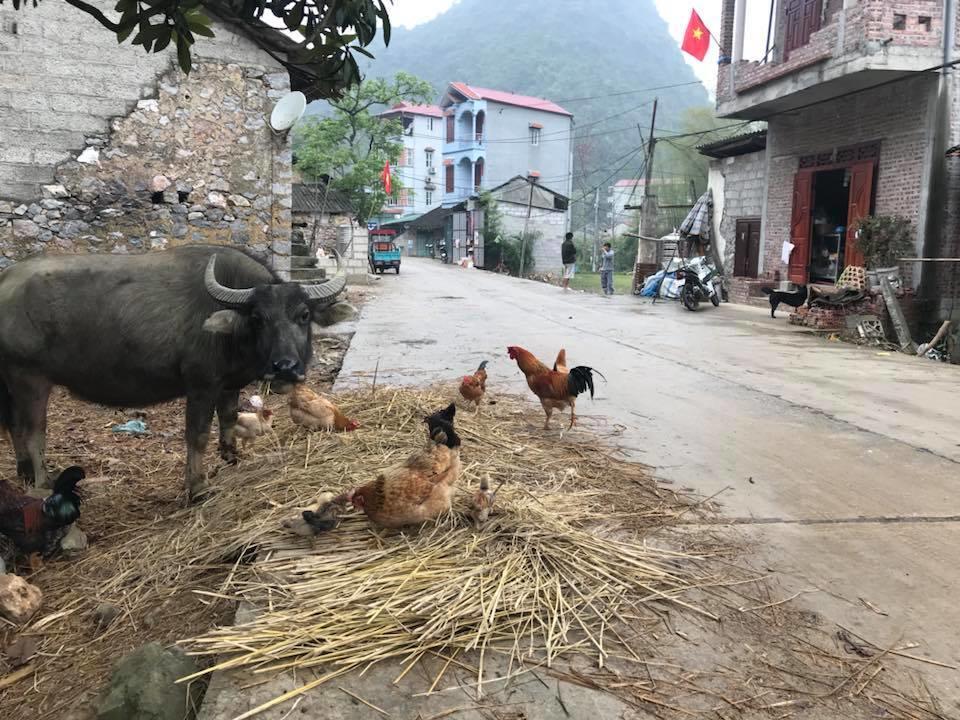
[337,259,960,699]
[203,258,960,719]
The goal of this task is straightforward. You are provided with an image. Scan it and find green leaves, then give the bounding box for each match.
[13,0,390,95]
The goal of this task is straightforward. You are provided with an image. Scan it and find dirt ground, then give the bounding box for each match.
[0,322,356,719]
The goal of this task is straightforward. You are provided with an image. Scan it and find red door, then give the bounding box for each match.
[784,0,823,59]
[789,170,814,283]
[845,161,875,268]
[445,114,455,143]
[445,164,455,193]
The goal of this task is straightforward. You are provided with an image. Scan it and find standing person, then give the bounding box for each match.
[600,242,615,296]
[561,232,577,291]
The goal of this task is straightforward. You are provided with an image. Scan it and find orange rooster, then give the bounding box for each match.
[459,360,488,411]
[333,404,461,529]
[289,384,359,432]
[507,346,604,430]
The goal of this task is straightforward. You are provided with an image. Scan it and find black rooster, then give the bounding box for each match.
[0,466,85,570]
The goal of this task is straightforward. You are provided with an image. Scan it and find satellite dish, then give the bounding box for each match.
[270,91,307,132]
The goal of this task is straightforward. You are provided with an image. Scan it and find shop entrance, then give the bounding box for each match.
[789,157,875,284]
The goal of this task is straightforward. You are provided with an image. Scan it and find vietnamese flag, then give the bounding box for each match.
[380,160,392,195]
[681,10,711,61]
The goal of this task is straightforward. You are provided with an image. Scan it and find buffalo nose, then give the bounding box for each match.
[273,358,300,374]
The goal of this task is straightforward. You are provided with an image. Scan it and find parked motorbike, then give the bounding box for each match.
[676,259,721,311]
[438,244,448,263]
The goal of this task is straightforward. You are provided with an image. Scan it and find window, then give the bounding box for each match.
[919,15,932,31]
[398,189,410,206]
[425,190,433,206]
[428,117,435,131]
[425,149,434,168]
[893,13,906,30]
[399,148,410,167]
[445,164,455,193]
[529,127,541,146]
[446,114,455,143]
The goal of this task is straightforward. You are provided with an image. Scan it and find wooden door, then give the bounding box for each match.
[445,164,454,193]
[784,0,823,59]
[445,114,455,143]
[734,219,761,278]
[845,161,875,268]
[789,170,814,283]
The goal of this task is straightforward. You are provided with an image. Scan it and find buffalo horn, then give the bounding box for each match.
[302,248,346,302]
[204,254,256,305]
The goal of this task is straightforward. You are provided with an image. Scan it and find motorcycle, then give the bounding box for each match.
[675,258,721,312]
[438,244,448,263]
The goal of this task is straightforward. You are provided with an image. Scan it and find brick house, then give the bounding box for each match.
[0,0,326,278]
[714,0,959,316]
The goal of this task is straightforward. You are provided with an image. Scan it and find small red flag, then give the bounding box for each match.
[380,160,392,195]
[681,10,711,61]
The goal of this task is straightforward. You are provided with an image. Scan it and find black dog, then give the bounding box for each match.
[761,285,808,319]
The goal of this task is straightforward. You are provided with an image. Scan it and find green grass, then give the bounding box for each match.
[567,272,633,295]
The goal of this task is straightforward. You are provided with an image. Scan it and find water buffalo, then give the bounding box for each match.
[0,244,353,500]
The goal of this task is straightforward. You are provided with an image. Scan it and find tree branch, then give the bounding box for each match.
[62,0,121,32]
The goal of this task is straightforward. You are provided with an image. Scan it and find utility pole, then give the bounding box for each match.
[592,188,600,272]
[518,177,535,277]
[637,98,659,266]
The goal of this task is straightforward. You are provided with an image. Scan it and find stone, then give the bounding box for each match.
[187,212,204,221]
[77,146,100,165]
[60,525,87,553]
[13,204,28,215]
[150,175,171,192]
[136,98,159,112]
[206,191,227,209]
[61,220,90,238]
[96,643,199,720]
[78,176,104,202]
[46,210,61,220]
[150,237,168,250]
[27,203,41,217]
[0,556,5,574]
[93,603,121,631]
[204,208,224,222]
[11,220,40,239]
[0,201,11,214]
[41,184,69,199]
[40,198,62,210]
[0,574,43,624]
[162,190,178,205]
[158,115,170,126]
[171,224,188,238]
[228,194,250,207]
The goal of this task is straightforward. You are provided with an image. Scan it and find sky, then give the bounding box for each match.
[382,0,772,92]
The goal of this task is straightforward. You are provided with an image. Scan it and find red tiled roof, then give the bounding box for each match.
[447,82,572,117]
[379,102,443,118]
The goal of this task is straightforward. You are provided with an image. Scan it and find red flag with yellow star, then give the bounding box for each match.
[681,10,711,61]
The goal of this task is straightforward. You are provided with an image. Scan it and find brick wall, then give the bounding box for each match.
[762,75,936,281]
[713,150,766,275]
[498,202,566,273]
[0,0,294,278]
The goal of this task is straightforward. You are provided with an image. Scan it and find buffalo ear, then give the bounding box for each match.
[203,310,242,334]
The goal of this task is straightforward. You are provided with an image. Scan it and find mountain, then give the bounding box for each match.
[354,0,711,219]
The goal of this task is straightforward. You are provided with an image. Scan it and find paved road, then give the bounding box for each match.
[337,258,960,703]
[203,257,960,719]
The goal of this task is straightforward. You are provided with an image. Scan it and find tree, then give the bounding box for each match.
[2,0,390,98]
[292,72,433,223]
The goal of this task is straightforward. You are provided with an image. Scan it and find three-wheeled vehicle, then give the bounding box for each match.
[368,229,401,274]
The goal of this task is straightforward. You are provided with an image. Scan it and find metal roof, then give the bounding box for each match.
[292,183,354,214]
[443,82,572,117]
[378,103,444,118]
[698,130,768,159]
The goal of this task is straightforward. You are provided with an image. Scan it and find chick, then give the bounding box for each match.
[235,395,274,449]
[469,475,504,529]
[282,492,340,536]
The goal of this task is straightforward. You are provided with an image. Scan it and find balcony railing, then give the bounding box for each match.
[446,135,485,152]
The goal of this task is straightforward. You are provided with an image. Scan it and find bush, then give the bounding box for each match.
[489,232,537,276]
[854,215,915,269]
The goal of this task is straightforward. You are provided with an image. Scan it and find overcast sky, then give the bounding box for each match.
[382,0,769,92]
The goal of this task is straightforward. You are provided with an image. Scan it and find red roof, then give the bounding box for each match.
[447,82,572,117]
[379,102,443,118]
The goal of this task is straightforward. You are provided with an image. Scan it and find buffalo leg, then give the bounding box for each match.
[8,373,52,488]
[185,394,217,501]
[216,391,240,465]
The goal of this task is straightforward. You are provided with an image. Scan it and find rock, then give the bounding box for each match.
[27,203,41,217]
[204,208,224,222]
[13,204,27,216]
[96,643,199,720]
[77,146,100,165]
[0,574,43,624]
[137,98,159,112]
[228,194,250,207]
[162,189,179,205]
[41,184,69,199]
[150,175,171,192]
[60,525,88,553]
[78,176,104,202]
[150,237,168,250]
[0,201,12,214]
[11,220,40,239]
[93,603,121,632]
[187,212,204,221]
[0,556,5,574]
[40,198,63,210]
[4,635,38,666]
[206,191,227,209]
[60,220,90,238]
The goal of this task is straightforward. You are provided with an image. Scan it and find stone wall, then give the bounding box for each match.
[0,2,294,277]
[712,150,766,276]
[497,202,566,273]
